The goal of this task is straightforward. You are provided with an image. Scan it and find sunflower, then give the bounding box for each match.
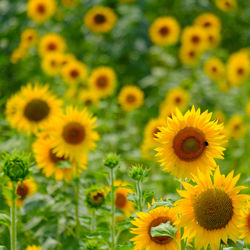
[85,186,106,209]
[84,6,117,33]
[149,16,180,46]
[78,89,100,107]
[20,28,39,48]
[115,180,135,216]
[217,79,231,93]
[176,167,249,250]
[61,53,76,66]
[227,51,250,87]
[26,245,42,250]
[155,106,226,179]
[205,29,221,49]
[38,33,66,57]
[225,115,247,140]
[203,57,225,81]
[213,110,225,124]
[61,60,88,85]
[159,104,176,120]
[130,206,180,250]
[215,0,237,12]
[10,46,28,64]
[33,136,87,181]
[179,45,201,66]
[6,178,37,208]
[27,0,56,24]
[88,66,116,98]
[181,26,208,52]
[41,52,64,76]
[13,84,62,134]
[246,100,250,117]
[118,85,144,111]
[194,13,221,31]
[51,106,99,163]
[239,203,250,244]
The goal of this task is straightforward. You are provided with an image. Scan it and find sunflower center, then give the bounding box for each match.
[37,4,46,14]
[203,21,211,27]
[16,183,29,200]
[47,42,57,51]
[159,26,169,36]
[188,51,195,58]
[194,189,233,230]
[237,67,244,75]
[94,14,106,24]
[175,97,181,104]
[126,94,136,103]
[225,1,231,7]
[91,191,104,205]
[191,35,200,44]
[62,122,85,145]
[96,75,108,89]
[149,217,172,245]
[211,66,217,73]
[173,127,207,161]
[49,149,66,163]
[24,98,50,122]
[27,35,33,41]
[70,69,79,78]
[115,192,126,208]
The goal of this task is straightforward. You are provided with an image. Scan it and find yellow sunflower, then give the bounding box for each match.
[78,89,100,107]
[239,203,250,244]
[179,45,201,66]
[39,33,66,57]
[27,0,56,24]
[215,0,238,12]
[14,83,62,134]
[130,206,180,250]
[217,79,231,93]
[181,26,208,52]
[33,136,87,181]
[51,106,99,163]
[20,28,39,48]
[61,53,76,66]
[88,66,116,98]
[84,6,117,33]
[61,60,88,85]
[118,85,144,111]
[213,110,225,124]
[246,100,250,117]
[6,178,37,208]
[194,13,221,31]
[225,115,247,140]
[26,245,42,250]
[41,52,64,76]
[205,29,221,49]
[159,104,176,120]
[155,106,226,179]
[203,57,225,81]
[115,180,135,216]
[10,46,28,64]
[85,186,106,208]
[227,51,250,87]
[149,16,180,46]
[176,167,249,250]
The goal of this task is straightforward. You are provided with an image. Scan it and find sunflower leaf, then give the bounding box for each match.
[0,213,11,228]
[150,221,177,239]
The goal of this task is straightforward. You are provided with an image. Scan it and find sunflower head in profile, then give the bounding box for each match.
[203,56,225,81]
[225,115,247,140]
[13,83,62,134]
[26,245,42,250]
[27,0,56,24]
[61,60,88,85]
[114,180,135,216]
[41,52,64,76]
[39,33,66,57]
[149,16,180,46]
[130,206,180,250]
[84,6,117,33]
[20,28,39,48]
[215,0,237,12]
[239,203,250,244]
[227,51,250,87]
[88,66,116,98]
[85,186,106,209]
[194,13,221,31]
[78,89,100,107]
[51,106,99,163]
[155,106,227,179]
[118,85,144,111]
[176,167,249,250]
[179,45,202,66]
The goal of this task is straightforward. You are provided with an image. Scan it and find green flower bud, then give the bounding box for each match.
[85,186,105,209]
[104,153,119,169]
[86,240,98,250]
[2,152,31,182]
[129,164,148,181]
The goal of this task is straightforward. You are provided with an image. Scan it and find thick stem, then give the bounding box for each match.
[75,177,80,238]
[11,182,17,250]
[110,168,115,250]
[136,180,143,211]
[91,210,96,233]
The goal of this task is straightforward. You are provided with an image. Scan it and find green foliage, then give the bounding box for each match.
[104,153,120,169]
[0,213,11,228]
[150,221,178,239]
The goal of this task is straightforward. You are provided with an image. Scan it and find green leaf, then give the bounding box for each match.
[148,200,173,210]
[0,213,11,228]
[150,221,177,239]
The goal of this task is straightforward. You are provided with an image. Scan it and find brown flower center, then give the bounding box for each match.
[149,217,173,245]
[62,122,85,145]
[203,21,211,28]
[47,42,57,51]
[16,183,29,200]
[237,67,244,75]
[24,98,50,122]
[159,26,170,36]
[126,94,136,103]
[27,35,33,41]
[188,51,195,58]
[191,35,200,44]
[36,4,46,14]
[211,66,217,73]
[96,75,108,89]
[91,191,104,205]
[49,149,66,163]
[175,97,181,104]
[94,14,106,24]
[115,192,126,208]
[194,189,233,230]
[173,127,207,161]
[70,69,79,78]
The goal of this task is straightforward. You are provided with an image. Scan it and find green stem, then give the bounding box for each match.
[11,182,17,250]
[173,236,180,250]
[91,210,96,233]
[136,180,143,211]
[75,177,80,239]
[110,168,115,250]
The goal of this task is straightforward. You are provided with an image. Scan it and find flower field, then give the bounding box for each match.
[0,0,250,249]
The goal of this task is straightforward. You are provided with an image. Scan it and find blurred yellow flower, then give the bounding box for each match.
[203,57,225,81]
[246,100,250,117]
[20,28,39,48]
[226,115,247,140]
[205,29,221,49]
[213,110,225,124]
[215,0,237,12]
[239,203,250,244]
[41,52,64,76]
[194,13,221,31]
[179,45,201,66]
[78,89,100,107]
[26,246,41,250]
[149,16,180,46]
[10,47,28,64]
